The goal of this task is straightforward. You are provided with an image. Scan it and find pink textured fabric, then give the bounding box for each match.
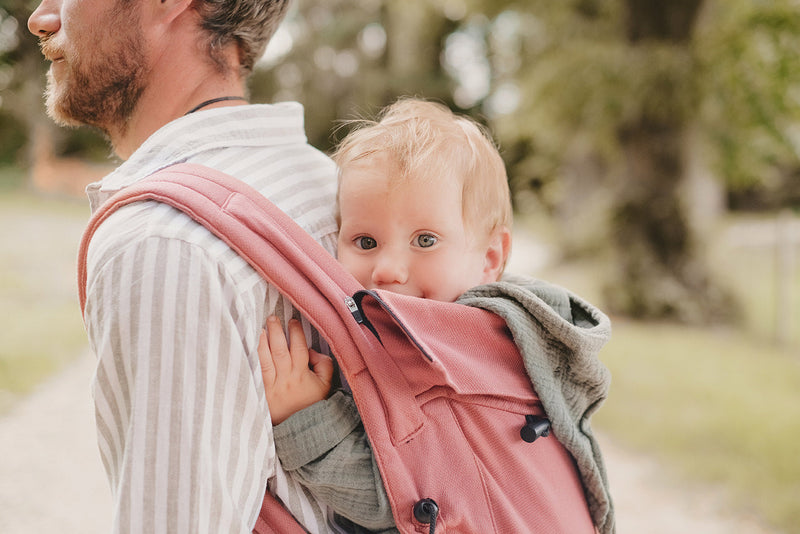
[78,163,595,533]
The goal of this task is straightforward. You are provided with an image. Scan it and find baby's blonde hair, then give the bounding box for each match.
[332,98,513,242]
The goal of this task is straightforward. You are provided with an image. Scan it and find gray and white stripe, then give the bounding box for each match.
[84,103,339,533]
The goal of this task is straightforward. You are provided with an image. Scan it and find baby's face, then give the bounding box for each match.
[337,154,495,302]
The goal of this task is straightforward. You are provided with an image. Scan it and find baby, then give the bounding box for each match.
[260,99,511,531]
[258,99,610,533]
[261,98,512,426]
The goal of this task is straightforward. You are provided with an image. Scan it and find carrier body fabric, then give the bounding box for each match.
[77,163,613,534]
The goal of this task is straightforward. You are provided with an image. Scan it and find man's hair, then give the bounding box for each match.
[333,98,513,240]
[194,0,292,76]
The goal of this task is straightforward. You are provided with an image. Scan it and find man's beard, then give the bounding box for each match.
[41,20,148,137]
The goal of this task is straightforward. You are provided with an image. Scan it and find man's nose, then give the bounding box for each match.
[371,251,408,286]
[28,0,61,37]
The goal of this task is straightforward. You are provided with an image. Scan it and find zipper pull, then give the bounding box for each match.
[344,296,364,324]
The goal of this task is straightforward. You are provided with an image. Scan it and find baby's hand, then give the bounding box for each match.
[259,316,334,425]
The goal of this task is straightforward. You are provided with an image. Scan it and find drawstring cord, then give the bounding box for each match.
[427,505,438,534]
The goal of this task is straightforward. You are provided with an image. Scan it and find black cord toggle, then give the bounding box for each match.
[520,415,551,443]
[413,498,439,534]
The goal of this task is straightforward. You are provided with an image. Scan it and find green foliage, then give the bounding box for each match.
[250,0,458,152]
[464,3,703,211]
[505,41,697,157]
[462,0,799,209]
[0,164,26,191]
[0,111,26,164]
[597,322,800,533]
[696,0,800,193]
[534,211,800,532]
[55,127,114,163]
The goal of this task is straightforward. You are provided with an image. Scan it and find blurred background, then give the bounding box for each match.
[1,0,798,532]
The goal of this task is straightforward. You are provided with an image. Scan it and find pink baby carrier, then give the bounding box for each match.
[78,163,600,533]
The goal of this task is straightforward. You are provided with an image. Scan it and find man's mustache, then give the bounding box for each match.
[38,34,63,61]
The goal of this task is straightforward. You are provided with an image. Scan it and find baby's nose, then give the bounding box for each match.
[371,253,408,286]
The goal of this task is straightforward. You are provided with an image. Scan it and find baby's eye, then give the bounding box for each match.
[415,234,437,248]
[354,236,377,250]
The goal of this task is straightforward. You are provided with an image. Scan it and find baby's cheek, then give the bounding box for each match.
[338,254,369,288]
[336,249,354,270]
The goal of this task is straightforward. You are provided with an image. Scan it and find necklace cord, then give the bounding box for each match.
[185,96,248,115]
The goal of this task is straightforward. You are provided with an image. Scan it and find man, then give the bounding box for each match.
[28,0,339,532]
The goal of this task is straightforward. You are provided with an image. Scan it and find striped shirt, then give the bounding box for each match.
[83,103,341,534]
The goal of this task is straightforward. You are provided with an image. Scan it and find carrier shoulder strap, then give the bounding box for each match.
[76,162,370,534]
[78,162,364,322]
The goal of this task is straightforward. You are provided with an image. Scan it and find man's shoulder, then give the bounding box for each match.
[87,155,339,283]
[88,199,222,263]
[187,147,339,249]
[85,104,340,281]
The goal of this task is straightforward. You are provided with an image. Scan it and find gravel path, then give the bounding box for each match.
[0,346,783,534]
[0,349,111,533]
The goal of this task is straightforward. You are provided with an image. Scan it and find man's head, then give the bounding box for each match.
[333,98,513,301]
[30,0,147,133]
[28,0,291,139]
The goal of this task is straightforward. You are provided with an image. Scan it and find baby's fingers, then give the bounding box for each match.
[258,329,276,386]
[308,350,334,391]
[265,315,292,374]
[287,318,310,368]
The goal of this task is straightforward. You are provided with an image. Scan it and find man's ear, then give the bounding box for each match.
[480,226,512,284]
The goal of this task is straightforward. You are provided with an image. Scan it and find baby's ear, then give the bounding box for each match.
[481,226,512,283]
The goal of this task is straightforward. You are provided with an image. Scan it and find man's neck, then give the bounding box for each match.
[110,78,247,160]
[109,27,246,160]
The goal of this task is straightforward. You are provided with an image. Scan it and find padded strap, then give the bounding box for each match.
[78,162,361,316]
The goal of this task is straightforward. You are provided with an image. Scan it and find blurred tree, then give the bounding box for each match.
[249,0,459,152]
[606,0,734,323]
[5,0,797,320]
[0,0,110,175]
[1,1,40,166]
[464,1,727,322]
[455,0,798,323]
[696,1,800,209]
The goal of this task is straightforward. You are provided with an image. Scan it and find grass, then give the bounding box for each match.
[710,213,800,348]
[520,211,800,534]
[596,322,800,532]
[0,168,89,414]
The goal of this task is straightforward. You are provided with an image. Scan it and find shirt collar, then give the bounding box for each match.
[87,102,307,208]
